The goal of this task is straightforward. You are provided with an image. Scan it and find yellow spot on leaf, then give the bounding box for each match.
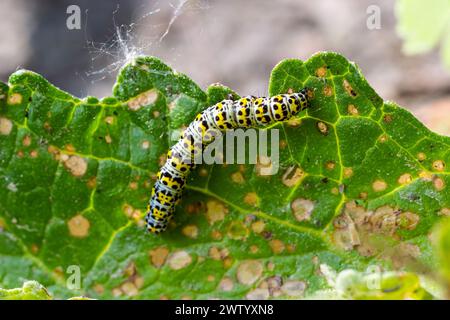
[227,221,249,240]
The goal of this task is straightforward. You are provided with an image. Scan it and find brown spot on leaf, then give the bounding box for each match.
[316,66,327,77]
[433,176,445,191]
[0,117,12,135]
[128,89,158,111]
[282,166,304,187]
[291,198,315,222]
[343,79,357,97]
[67,214,90,238]
[323,85,333,97]
[347,104,359,115]
[397,212,419,230]
[417,152,426,161]
[206,200,228,225]
[251,220,265,234]
[219,277,234,291]
[383,114,393,123]
[105,135,112,144]
[398,173,412,185]
[22,135,31,146]
[105,116,114,125]
[64,156,87,177]
[121,282,138,297]
[182,224,199,239]
[379,134,388,143]
[316,121,329,135]
[141,140,150,149]
[231,171,245,184]
[149,246,169,268]
[325,161,335,170]
[281,280,306,297]
[439,208,450,216]
[372,179,387,192]
[129,181,138,190]
[244,192,258,206]
[246,288,270,300]
[167,250,192,270]
[8,93,22,105]
[344,167,353,178]
[269,239,285,254]
[432,160,445,171]
[237,260,263,285]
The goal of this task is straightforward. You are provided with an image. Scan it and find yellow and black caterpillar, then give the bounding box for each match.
[146,88,310,233]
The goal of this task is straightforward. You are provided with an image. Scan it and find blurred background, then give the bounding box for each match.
[0,0,449,135]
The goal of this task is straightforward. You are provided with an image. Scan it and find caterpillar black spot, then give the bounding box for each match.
[145,88,310,234]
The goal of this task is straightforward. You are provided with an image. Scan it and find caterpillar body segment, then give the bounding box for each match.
[145,88,310,233]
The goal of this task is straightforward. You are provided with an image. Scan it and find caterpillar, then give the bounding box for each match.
[145,88,310,234]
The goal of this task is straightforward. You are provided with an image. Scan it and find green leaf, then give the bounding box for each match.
[0,281,91,300]
[395,0,450,69]
[0,53,449,300]
[316,265,433,300]
[0,281,52,300]
[435,218,450,291]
